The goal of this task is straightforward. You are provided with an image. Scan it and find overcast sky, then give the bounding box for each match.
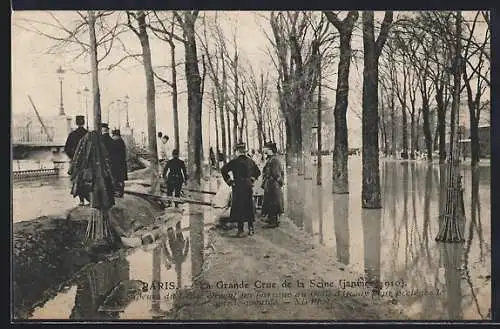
[11,11,489,150]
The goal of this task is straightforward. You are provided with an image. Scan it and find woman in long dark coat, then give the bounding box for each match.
[261,142,284,228]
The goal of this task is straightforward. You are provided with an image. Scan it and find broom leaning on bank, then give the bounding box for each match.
[68,131,117,249]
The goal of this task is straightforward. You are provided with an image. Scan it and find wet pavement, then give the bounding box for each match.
[14,157,491,320]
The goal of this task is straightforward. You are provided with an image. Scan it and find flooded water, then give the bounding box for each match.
[27,179,218,320]
[286,157,491,320]
[12,176,76,223]
[14,157,490,320]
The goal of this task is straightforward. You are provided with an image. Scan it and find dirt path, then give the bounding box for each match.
[173,217,408,321]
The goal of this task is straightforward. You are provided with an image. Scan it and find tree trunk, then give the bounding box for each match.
[233,51,239,146]
[421,91,433,162]
[361,11,391,209]
[390,88,396,157]
[88,11,102,131]
[316,60,322,186]
[436,87,447,163]
[332,33,353,194]
[257,122,264,154]
[302,96,313,179]
[183,12,203,185]
[222,51,231,159]
[410,110,415,159]
[212,90,220,169]
[218,89,227,164]
[226,105,232,157]
[470,118,479,166]
[136,11,159,194]
[170,41,180,153]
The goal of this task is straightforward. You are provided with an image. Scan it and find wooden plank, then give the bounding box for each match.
[131,181,217,195]
[123,189,213,207]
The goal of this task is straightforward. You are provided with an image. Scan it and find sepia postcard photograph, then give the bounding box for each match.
[11,9,491,322]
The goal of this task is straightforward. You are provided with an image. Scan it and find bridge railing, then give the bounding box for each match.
[12,126,55,144]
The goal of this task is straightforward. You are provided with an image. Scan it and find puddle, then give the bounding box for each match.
[27,182,218,320]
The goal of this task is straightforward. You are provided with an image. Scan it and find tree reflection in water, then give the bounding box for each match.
[333,194,350,265]
[189,205,205,285]
[69,255,129,319]
[361,208,381,289]
[439,243,464,319]
[462,167,487,319]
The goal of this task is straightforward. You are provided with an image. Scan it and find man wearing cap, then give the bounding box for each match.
[220,142,261,237]
[64,115,89,205]
[111,129,128,197]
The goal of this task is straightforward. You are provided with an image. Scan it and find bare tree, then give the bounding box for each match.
[16,11,125,246]
[198,14,228,162]
[16,11,124,130]
[269,11,320,173]
[461,11,490,166]
[124,11,161,193]
[149,11,182,153]
[174,11,203,185]
[324,11,359,193]
[247,69,270,154]
[361,11,393,209]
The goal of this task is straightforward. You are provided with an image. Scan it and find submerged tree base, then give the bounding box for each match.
[435,214,465,243]
[435,188,466,243]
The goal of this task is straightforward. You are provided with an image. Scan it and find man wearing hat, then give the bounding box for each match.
[111,129,128,197]
[220,142,261,237]
[64,115,89,205]
[100,123,115,156]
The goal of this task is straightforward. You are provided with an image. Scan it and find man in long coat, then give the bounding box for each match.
[64,115,88,205]
[111,129,128,197]
[261,142,285,228]
[221,142,261,237]
[101,123,114,156]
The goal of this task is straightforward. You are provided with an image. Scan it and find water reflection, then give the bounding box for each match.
[439,243,463,319]
[333,194,350,265]
[190,207,205,286]
[286,158,490,320]
[361,208,381,286]
[27,202,212,320]
[318,187,324,244]
[162,222,190,289]
[69,256,129,319]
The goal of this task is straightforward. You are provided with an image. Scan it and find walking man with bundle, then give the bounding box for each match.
[221,142,261,237]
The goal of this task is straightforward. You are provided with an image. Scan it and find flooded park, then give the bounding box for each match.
[12,156,491,320]
[12,9,490,322]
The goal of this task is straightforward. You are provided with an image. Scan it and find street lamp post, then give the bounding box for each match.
[83,87,89,130]
[57,66,65,116]
[76,90,82,115]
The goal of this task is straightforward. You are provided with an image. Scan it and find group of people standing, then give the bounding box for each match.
[220,141,284,238]
[64,115,128,206]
